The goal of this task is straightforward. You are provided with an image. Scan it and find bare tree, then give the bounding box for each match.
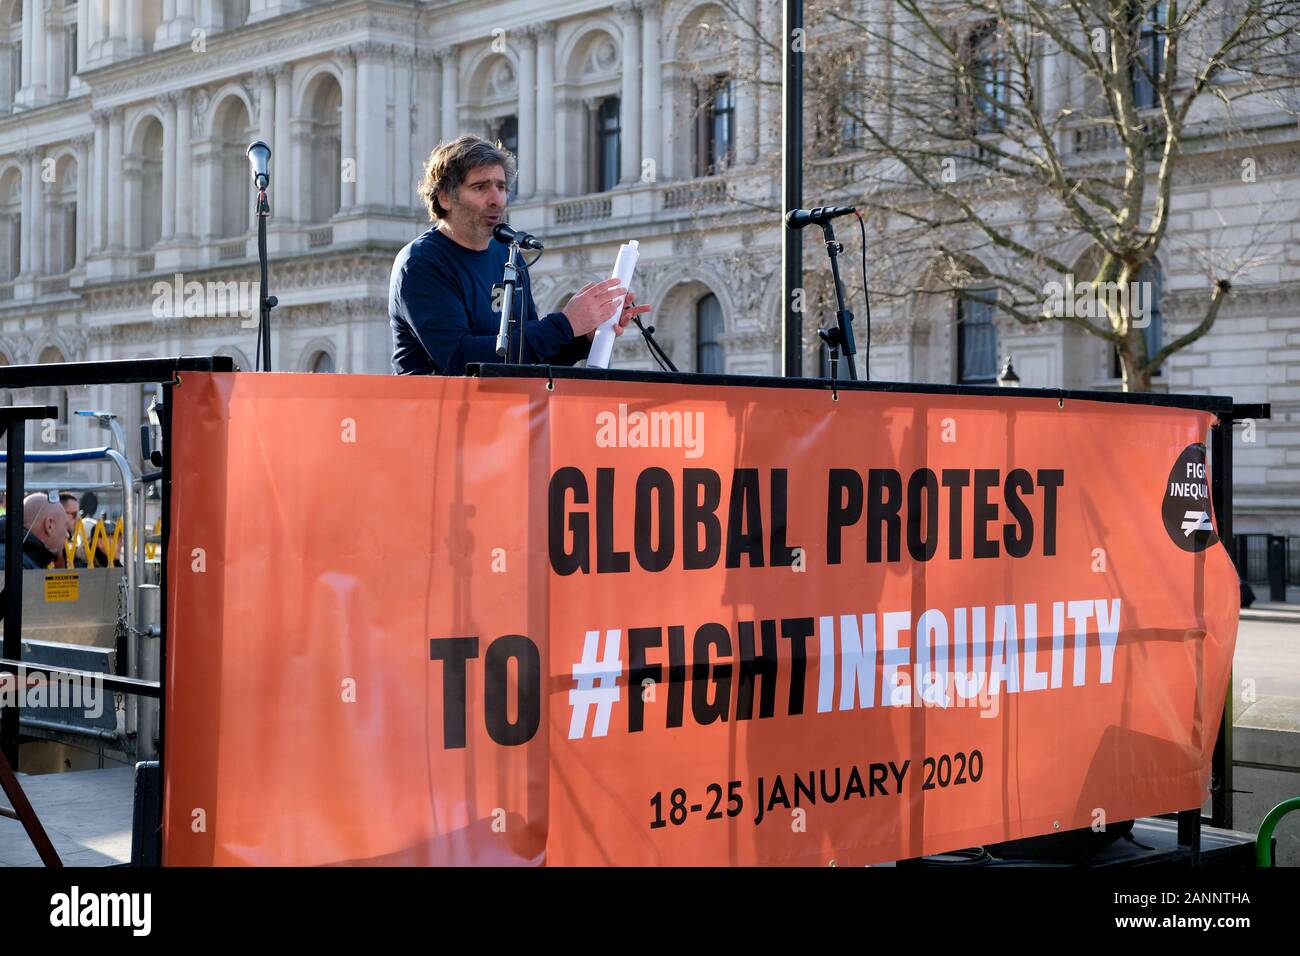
[710,0,1299,388]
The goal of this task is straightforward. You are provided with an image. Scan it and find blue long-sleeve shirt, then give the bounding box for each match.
[389,226,592,375]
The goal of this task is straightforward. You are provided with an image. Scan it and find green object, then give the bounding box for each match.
[1256,797,1300,866]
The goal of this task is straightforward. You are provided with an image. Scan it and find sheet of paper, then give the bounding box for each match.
[587,240,639,369]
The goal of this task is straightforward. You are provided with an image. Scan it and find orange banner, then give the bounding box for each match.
[163,372,1238,866]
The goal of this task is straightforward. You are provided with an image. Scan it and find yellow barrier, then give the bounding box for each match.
[145,517,162,561]
[55,515,139,568]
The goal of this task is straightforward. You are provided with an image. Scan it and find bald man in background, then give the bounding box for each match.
[0,493,69,570]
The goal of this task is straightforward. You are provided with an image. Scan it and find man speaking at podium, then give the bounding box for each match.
[390,136,649,375]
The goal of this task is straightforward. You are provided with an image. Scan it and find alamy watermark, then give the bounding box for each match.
[0,666,104,720]
[151,273,259,325]
[1043,275,1152,328]
[595,404,705,459]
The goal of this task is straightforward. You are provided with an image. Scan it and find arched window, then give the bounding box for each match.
[695,75,735,176]
[215,99,253,238]
[695,293,724,374]
[957,289,998,384]
[1132,1,1167,110]
[1113,260,1163,378]
[308,350,335,374]
[307,75,342,222]
[138,120,164,249]
[964,21,1008,133]
[494,115,519,200]
[595,97,621,192]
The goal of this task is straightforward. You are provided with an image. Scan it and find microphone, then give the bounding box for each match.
[785,205,856,229]
[246,141,271,190]
[492,221,544,251]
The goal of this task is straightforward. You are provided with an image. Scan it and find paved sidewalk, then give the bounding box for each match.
[1231,607,1300,867]
[0,766,133,867]
[1234,608,1300,731]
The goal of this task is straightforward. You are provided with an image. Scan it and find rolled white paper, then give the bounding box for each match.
[586,239,639,370]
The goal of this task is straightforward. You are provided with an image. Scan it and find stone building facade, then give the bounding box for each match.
[0,0,1296,555]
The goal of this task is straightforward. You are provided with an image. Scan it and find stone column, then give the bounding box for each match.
[533,25,556,197]
[174,89,193,238]
[122,153,142,250]
[106,0,126,60]
[616,2,641,185]
[126,0,144,54]
[19,0,32,95]
[27,148,45,274]
[338,47,356,211]
[163,0,197,50]
[31,0,47,100]
[421,50,439,150]
[1041,37,1066,151]
[255,66,275,146]
[87,0,107,63]
[352,42,384,209]
[737,0,759,165]
[758,0,779,151]
[159,92,176,240]
[290,118,311,221]
[75,0,89,79]
[660,71,676,181]
[889,6,914,140]
[394,51,413,211]
[90,108,109,251]
[74,135,90,265]
[249,0,300,24]
[274,64,292,219]
[155,0,174,49]
[194,0,222,32]
[194,143,219,240]
[641,0,662,183]
[107,106,124,251]
[517,29,537,198]
[438,44,459,142]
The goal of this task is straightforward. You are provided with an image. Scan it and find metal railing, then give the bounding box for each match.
[555,194,613,224]
[0,357,232,867]
[662,176,730,210]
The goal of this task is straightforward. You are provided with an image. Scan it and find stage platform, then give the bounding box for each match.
[0,766,1259,867]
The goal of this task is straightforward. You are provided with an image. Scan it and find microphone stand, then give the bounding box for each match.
[254,186,277,372]
[631,317,678,373]
[495,241,522,363]
[816,219,858,381]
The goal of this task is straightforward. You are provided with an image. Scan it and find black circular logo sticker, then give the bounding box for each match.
[1162,443,1218,552]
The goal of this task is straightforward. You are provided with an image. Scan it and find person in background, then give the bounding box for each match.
[0,494,68,570]
[73,492,107,568]
[52,492,80,568]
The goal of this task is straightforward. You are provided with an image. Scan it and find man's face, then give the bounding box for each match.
[62,499,79,538]
[439,164,509,242]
